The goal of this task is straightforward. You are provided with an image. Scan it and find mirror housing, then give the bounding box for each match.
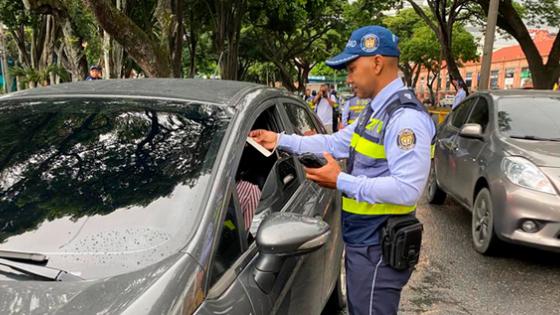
[253,212,330,293]
[460,123,483,139]
[256,212,330,256]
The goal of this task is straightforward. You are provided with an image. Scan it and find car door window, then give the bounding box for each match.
[209,194,243,287]
[235,105,301,243]
[283,102,319,136]
[466,97,489,132]
[451,98,476,129]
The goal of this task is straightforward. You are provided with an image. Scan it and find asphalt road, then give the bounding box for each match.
[341,196,560,315]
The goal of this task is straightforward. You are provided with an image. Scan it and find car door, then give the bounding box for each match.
[435,97,477,194]
[453,96,491,207]
[195,192,255,315]
[196,100,307,315]
[278,98,343,311]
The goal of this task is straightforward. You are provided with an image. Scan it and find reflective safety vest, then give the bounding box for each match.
[342,89,436,217]
[345,96,371,125]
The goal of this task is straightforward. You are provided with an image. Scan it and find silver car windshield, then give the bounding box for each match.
[498,97,560,140]
[0,98,229,280]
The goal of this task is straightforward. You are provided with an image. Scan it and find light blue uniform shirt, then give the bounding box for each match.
[452,88,466,109]
[278,78,436,209]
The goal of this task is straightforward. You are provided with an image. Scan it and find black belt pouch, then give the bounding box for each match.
[381,214,423,271]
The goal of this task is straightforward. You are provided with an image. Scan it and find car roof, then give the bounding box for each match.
[0,79,264,106]
[474,89,560,98]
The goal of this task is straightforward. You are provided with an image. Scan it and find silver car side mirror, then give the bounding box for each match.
[253,212,330,293]
[256,212,330,256]
[460,123,483,139]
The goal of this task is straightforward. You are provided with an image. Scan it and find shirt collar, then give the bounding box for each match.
[369,77,405,112]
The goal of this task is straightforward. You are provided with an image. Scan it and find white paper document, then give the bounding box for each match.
[246,137,274,157]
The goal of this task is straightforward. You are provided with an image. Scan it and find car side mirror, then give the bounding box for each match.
[253,212,330,293]
[256,212,330,256]
[459,123,483,139]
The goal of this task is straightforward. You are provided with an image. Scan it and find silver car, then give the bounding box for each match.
[427,90,560,255]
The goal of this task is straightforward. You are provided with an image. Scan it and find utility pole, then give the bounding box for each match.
[478,0,500,90]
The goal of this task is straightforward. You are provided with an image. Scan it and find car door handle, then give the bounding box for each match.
[283,174,295,185]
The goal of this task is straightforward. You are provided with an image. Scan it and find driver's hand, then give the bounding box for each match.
[249,129,278,150]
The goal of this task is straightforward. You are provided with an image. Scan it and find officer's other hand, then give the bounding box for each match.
[249,129,278,150]
[304,152,341,189]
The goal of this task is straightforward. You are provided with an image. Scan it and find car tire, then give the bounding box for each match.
[472,188,500,255]
[322,254,347,314]
[426,164,446,205]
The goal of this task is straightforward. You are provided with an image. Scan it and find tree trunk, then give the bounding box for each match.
[412,64,422,88]
[212,0,245,80]
[83,0,172,77]
[186,2,198,78]
[427,69,437,105]
[171,0,184,77]
[103,31,112,78]
[61,20,87,81]
[400,64,413,87]
[438,27,465,92]
[188,33,198,78]
[274,61,297,91]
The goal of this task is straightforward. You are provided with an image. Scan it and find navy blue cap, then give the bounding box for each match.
[326,26,400,70]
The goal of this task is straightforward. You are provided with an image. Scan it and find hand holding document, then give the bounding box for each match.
[246,137,274,157]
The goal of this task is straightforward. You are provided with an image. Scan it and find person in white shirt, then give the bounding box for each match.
[311,84,338,133]
[451,76,467,110]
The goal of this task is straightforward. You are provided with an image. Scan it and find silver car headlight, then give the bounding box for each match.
[501,156,556,195]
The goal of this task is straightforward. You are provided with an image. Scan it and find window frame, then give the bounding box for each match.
[279,98,324,136]
[206,96,307,297]
[466,96,490,134]
[449,96,478,131]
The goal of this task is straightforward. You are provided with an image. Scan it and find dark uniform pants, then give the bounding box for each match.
[345,244,413,315]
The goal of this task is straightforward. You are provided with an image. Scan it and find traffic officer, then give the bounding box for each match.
[341,86,371,128]
[250,25,436,315]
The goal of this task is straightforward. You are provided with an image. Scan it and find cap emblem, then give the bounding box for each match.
[361,34,379,53]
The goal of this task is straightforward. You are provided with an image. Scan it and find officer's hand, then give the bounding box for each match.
[304,152,341,189]
[249,129,278,150]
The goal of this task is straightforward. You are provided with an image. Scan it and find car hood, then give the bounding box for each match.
[0,252,203,315]
[503,138,560,168]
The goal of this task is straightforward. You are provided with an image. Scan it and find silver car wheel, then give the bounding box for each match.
[472,188,498,254]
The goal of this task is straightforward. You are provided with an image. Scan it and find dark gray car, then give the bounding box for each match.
[0,79,345,314]
[427,90,560,255]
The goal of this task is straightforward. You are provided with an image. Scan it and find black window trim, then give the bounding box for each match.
[449,96,479,131]
[466,95,491,135]
[277,97,326,135]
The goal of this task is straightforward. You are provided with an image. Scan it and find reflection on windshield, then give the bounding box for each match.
[0,99,228,246]
[498,97,560,138]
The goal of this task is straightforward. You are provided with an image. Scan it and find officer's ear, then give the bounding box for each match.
[371,55,384,75]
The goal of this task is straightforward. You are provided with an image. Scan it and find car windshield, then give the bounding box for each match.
[497,96,560,140]
[0,98,229,280]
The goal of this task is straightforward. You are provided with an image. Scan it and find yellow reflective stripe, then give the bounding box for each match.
[349,106,365,111]
[342,197,416,215]
[366,118,383,133]
[348,119,355,124]
[224,219,236,231]
[350,133,386,159]
[430,144,435,159]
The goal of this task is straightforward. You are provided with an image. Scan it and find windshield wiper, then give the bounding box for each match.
[0,250,48,264]
[0,258,82,281]
[509,135,560,142]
